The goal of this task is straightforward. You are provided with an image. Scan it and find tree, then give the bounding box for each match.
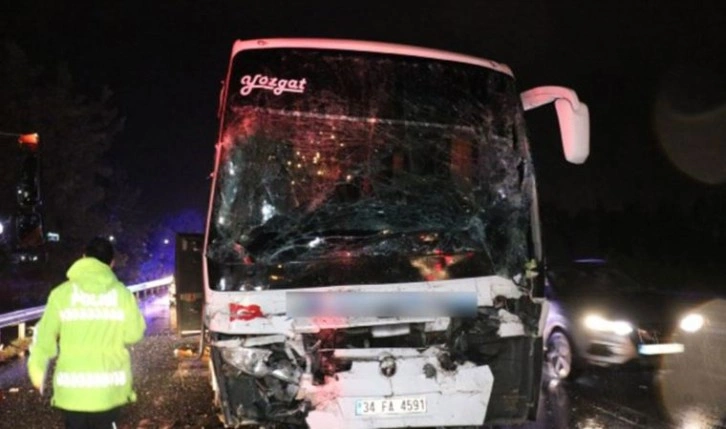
[0,41,143,298]
[139,208,204,281]
[101,169,149,283]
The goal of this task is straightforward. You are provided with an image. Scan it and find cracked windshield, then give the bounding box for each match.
[207,48,534,291]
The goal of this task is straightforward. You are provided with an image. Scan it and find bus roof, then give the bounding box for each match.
[231,38,514,77]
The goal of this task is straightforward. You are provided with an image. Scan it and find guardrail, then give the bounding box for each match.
[0,275,174,342]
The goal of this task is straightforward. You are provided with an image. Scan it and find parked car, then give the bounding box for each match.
[543,259,708,380]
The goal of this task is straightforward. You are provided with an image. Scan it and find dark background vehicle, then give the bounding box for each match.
[0,132,48,312]
[543,259,710,380]
[0,132,45,268]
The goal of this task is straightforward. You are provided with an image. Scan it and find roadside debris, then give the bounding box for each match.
[0,338,31,363]
[173,344,197,359]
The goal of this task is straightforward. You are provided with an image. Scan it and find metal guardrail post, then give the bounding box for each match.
[0,275,174,344]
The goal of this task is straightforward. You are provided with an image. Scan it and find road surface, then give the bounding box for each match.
[1,291,724,428]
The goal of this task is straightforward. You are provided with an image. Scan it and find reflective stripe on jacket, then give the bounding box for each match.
[27,257,146,412]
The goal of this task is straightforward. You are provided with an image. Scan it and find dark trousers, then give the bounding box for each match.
[61,407,121,429]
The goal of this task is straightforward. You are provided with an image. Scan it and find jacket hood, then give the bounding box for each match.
[66,257,118,293]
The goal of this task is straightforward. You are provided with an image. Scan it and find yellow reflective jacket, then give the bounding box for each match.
[27,257,146,412]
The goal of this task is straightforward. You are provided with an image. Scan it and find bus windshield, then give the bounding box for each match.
[207,47,534,291]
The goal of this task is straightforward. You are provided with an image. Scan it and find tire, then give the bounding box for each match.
[545,330,578,380]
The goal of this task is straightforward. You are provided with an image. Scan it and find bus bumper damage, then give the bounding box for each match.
[206,277,544,428]
[302,348,493,429]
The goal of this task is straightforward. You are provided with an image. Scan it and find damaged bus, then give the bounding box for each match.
[192,38,589,428]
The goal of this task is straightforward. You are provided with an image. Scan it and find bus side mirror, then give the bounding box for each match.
[520,86,590,164]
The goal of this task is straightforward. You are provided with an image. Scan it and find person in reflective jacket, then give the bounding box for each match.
[27,237,146,429]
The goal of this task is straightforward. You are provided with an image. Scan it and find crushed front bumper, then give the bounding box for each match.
[301,348,494,429]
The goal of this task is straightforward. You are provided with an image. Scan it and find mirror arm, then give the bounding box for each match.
[520,86,590,164]
[521,86,584,112]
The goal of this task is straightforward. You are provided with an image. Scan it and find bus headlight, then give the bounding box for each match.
[679,313,705,333]
[220,347,272,377]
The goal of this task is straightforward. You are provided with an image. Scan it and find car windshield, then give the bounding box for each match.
[206,47,535,290]
[551,264,648,296]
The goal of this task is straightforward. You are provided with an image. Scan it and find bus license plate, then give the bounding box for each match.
[355,396,427,416]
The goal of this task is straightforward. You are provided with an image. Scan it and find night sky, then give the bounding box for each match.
[2,0,725,222]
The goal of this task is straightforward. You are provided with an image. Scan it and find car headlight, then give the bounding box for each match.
[583,314,633,336]
[679,313,705,333]
[220,347,272,377]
